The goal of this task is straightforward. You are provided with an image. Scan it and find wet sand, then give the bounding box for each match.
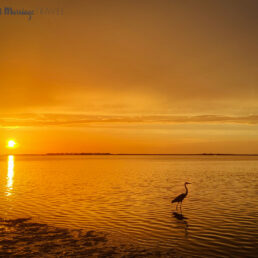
[0,218,177,257]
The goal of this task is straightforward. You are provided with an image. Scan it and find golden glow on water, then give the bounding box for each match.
[6,155,14,196]
[0,155,257,257]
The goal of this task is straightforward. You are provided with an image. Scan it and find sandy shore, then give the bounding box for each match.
[0,218,177,257]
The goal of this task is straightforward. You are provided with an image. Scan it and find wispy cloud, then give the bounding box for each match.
[1,113,258,128]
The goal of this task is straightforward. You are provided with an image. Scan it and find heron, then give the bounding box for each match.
[171,182,191,212]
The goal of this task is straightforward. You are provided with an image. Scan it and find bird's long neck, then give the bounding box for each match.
[184,184,188,196]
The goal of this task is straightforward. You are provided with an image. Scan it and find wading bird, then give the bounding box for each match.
[171,182,191,212]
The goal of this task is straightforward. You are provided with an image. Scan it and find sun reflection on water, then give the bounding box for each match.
[6,155,14,196]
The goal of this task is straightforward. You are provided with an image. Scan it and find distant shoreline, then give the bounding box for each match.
[2,153,258,156]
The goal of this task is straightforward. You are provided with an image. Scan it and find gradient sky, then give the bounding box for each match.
[0,0,258,154]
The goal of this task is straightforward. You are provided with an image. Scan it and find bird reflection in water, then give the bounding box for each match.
[172,211,189,238]
[6,155,14,196]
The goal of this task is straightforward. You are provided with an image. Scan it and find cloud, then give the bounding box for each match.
[0,0,257,115]
[1,113,258,128]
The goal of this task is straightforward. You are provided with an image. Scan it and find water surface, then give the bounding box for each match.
[0,155,257,257]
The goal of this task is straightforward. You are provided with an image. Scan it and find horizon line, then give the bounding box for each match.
[1,153,258,156]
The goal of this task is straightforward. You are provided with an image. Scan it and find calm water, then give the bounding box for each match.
[0,155,257,257]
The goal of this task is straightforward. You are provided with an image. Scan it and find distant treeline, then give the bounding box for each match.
[2,153,258,156]
[46,153,111,155]
[45,153,258,156]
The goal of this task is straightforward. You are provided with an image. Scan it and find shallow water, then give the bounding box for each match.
[0,155,257,257]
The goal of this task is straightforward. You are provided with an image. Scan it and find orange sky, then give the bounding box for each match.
[0,0,258,154]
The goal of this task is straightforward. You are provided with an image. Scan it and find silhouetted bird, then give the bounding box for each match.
[171,182,191,212]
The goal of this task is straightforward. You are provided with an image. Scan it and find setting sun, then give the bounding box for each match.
[7,140,16,148]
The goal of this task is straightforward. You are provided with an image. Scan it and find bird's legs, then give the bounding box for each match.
[180,202,183,213]
[176,203,178,211]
